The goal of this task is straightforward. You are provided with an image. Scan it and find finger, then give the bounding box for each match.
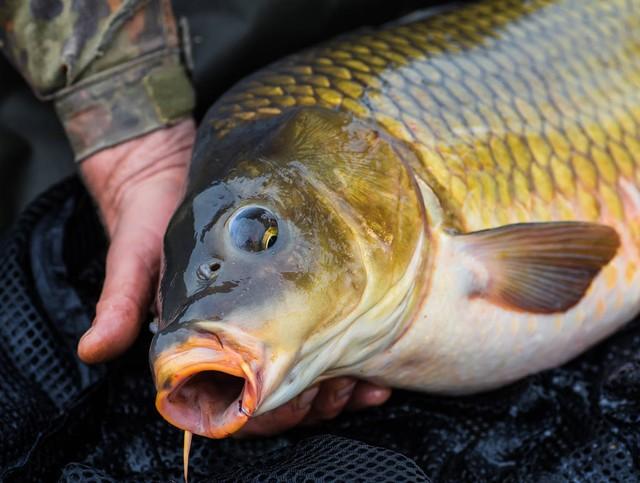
[78,221,160,364]
[345,382,391,411]
[302,377,356,424]
[235,385,320,437]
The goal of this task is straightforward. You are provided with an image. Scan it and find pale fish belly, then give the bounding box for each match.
[358,178,640,394]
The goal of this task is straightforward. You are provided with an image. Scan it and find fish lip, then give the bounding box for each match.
[152,332,262,439]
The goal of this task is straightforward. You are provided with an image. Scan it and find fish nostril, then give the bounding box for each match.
[197,260,222,281]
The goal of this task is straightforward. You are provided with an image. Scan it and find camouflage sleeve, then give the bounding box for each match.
[0,0,195,161]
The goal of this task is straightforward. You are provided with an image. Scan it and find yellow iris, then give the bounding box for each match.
[261,226,278,250]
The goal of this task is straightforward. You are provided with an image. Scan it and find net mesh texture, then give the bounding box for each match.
[1,177,639,482]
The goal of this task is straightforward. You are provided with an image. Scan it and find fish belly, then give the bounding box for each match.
[358,225,640,393]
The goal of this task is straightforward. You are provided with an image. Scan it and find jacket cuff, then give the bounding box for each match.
[54,50,195,162]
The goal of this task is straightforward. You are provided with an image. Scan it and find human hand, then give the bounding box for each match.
[78,120,196,364]
[77,119,391,432]
[237,378,391,437]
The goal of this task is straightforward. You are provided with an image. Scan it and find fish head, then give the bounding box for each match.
[150,107,426,438]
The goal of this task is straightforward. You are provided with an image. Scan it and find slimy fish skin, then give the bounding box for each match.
[150,0,640,439]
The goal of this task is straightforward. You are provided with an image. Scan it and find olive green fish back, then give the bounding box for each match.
[206,0,640,234]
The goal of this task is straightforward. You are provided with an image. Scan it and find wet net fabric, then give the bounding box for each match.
[1,178,640,482]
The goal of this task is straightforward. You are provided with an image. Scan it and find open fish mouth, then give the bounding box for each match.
[152,331,262,438]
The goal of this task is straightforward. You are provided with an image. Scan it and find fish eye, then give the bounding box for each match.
[229,206,279,252]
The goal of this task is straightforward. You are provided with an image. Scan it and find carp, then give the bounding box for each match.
[149,0,640,447]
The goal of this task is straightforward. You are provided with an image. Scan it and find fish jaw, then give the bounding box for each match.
[151,325,265,438]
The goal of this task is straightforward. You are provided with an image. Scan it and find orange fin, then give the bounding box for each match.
[460,222,620,313]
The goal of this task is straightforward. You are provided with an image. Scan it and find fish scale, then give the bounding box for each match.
[151,0,640,442]
[209,0,640,234]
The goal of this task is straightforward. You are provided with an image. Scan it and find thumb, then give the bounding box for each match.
[78,221,161,364]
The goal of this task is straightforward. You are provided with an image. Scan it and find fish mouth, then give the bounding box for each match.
[152,331,262,438]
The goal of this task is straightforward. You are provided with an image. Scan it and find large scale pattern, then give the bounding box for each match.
[207,0,640,233]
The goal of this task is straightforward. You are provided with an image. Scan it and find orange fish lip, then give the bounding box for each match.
[153,333,262,439]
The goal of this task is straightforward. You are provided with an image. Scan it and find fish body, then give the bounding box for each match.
[151,0,640,438]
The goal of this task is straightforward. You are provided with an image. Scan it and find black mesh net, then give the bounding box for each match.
[1,177,640,482]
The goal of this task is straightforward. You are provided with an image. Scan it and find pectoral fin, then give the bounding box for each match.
[459,222,620,313]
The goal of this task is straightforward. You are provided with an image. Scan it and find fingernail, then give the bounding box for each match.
[79,326,94,344]
[297,386,319,411]
[368,388,390,404]
[335,382,356,402]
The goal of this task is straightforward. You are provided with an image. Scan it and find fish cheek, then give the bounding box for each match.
[279,230,366,337]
